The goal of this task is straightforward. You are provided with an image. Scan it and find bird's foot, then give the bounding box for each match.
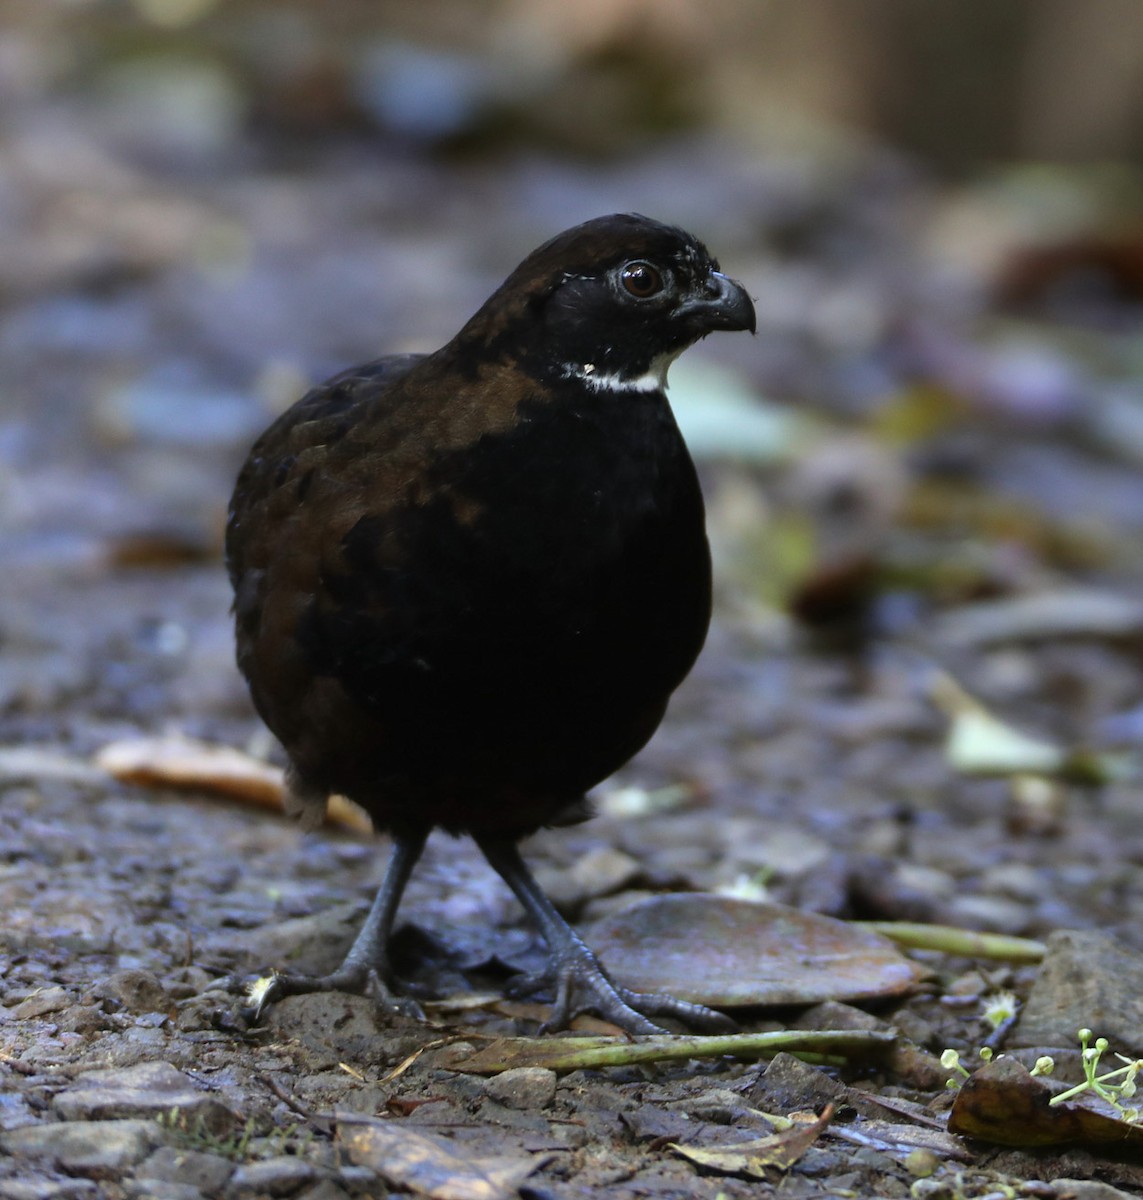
[509,945,734,1036]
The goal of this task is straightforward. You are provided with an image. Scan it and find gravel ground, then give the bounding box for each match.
[6,10,1143,1197]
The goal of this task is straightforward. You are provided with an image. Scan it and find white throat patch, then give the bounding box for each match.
[562,349,681,394]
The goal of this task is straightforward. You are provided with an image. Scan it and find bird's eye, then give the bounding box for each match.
[620,261,664,299]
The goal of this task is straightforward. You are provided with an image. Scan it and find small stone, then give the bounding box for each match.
[333,1166,376,1194]
[296,1184,351,1200]
[59,1005,116,1035]
[1048,1182,1139,1200]
[0,1182,99,1200]
[620,1106,694,1143]
[12,988,72,1020]
[484,1067,557,1111]
[749,1052,846,1113]
[944,893,1029,935]
[138,1145,235,1194]
[568,847,640,897]
[668,1087,752,1124]
[1,1118,161,1176]
[792,1000,885,1031]
[224,1156,321,1197]
[53,1061,236,1134]
[104,969,171,1015]
[125,1184,205,1200]
[1013,930,1143,1056]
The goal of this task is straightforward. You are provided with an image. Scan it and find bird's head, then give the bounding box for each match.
[454,213,756,391]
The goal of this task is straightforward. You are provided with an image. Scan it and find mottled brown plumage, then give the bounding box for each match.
[226,214,755,1032]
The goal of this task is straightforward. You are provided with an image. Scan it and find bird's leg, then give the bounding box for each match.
[475,833,733,1036]
[242,827,428,1018]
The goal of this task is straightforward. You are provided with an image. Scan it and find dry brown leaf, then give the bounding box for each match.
[948,1057,1143,1149]
[591,895,927,1007]
[338,1116,545,1200]
[670,1104,834,1178]
[94,734,371,832]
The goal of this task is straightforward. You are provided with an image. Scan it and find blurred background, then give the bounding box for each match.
[3,0,1143,757]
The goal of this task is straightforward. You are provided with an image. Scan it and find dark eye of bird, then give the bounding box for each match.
[620,261,664,299]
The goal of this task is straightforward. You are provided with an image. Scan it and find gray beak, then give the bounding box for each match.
[676,270,757,336]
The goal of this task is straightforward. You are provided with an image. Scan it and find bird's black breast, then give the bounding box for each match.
[227,359,710,835]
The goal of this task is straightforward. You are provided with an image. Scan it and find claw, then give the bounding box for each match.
[512,945,733,1036]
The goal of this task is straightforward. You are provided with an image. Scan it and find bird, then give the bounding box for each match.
[225,213,756,1034]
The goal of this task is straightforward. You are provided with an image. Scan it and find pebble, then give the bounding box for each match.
[1,1118,161,1174]
[52,1061,235,1133]
[1048,1182,1139,1200]
[104,968,172,1015]
[748,1052,845,1114]
[224,1156,322,1197]
[484,1067,557,1111]
[0,1183,100,1200]
[944,893,1030,935]
[124,1183,205,1200]
[295,1182,352,1200]
[11,988,72,1020]
[332,1166,377,1194]
[137,1145,235,1194]
[1012,930,1143,1055]
[567,847,641,897]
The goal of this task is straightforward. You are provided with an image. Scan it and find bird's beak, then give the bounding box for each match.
[676,271,757,336]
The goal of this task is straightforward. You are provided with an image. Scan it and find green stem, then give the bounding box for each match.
[447,1028,896,1074]
[857,921,1046,962]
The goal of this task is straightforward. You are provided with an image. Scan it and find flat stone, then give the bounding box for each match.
[224,1156,321,1197]
[12,988,72,1020]
[484,1067,557,1111]
[0,1181,100,1200]
[1012,930,1143,1055]
[1,1119,161,1176]
[52,1061,235,1134]
[0,1091,37,1131]
[944,893,1030,935]
[137,1145,235,1194]
[125,1184,205,1200]
[1049,1182,1139,1200]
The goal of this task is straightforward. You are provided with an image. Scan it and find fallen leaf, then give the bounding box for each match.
[670,1104,834,1178]
[590,895,927,1007]
[930,672,1130,784]
[95,735,371,832]
[338,1115,544,1200]
[948,1057,1143,1149]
